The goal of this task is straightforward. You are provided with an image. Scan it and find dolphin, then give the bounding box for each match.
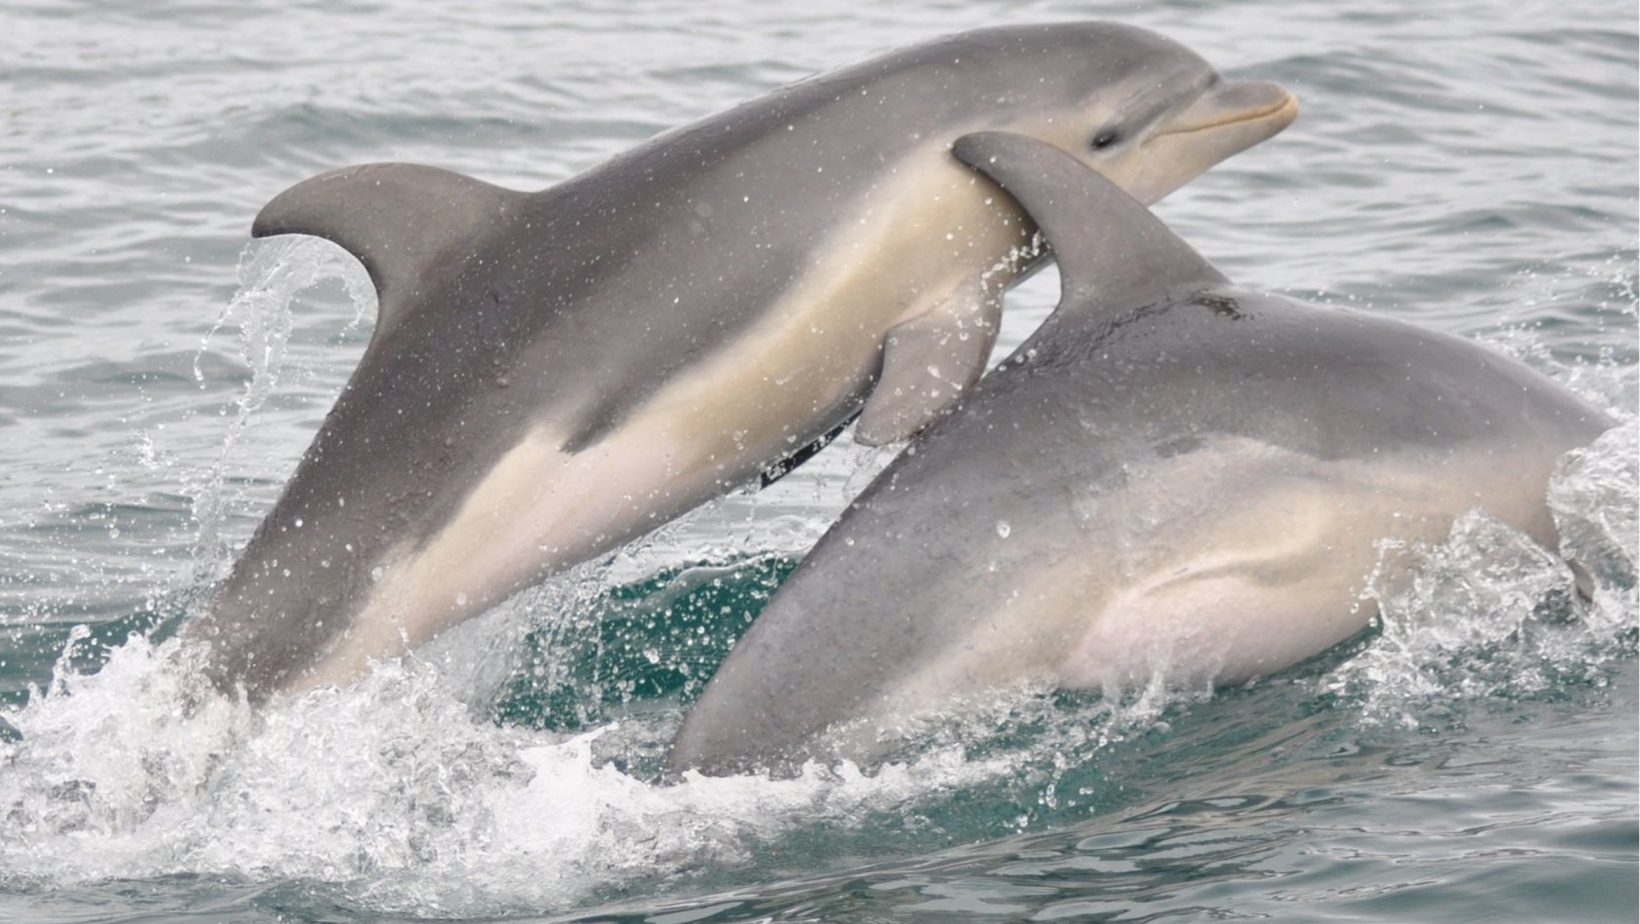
[667,131,1614,775]
[184,24,1299,701]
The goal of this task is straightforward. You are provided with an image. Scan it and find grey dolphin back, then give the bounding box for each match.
[252,164,519,339]
[951,132,1227,307]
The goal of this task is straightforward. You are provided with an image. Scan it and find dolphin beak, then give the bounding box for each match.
[1115,79,1298,204]
[1153,79,1299,143]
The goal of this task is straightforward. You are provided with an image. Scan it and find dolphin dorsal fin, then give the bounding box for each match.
[252,164,516,339]
[951,132,1226,310]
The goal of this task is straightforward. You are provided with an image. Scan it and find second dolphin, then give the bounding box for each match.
[668,132,1612,775]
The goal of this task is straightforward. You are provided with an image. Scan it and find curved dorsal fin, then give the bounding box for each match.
[252,164,517,338]
[951,132,1226,311]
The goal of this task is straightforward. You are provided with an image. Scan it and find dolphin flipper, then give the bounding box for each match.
[855,283,1002,446]
[252,164,517,338]
[951,133,1227,308]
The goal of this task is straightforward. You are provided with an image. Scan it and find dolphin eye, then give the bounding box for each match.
[1091,130,1121,151]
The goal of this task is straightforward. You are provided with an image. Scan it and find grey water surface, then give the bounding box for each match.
[1,1,1636,922]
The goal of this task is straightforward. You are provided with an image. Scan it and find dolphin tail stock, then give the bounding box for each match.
[949,132,1227,311]
[252,164,520,339]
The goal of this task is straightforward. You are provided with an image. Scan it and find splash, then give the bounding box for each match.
[1327,420,1639,727]
[187,239,375,578]
[0,632,1032,916]
[1549,420,1640,625]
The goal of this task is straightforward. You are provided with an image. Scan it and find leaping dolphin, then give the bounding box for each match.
[184,24,1298,701]
[666,131,1613,775]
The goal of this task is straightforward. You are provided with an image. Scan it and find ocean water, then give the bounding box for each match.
[1,0,1635,921]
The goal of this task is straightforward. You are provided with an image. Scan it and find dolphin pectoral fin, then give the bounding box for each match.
[854,285,1002,446]
[951,132,1227,309]
[252,164,517,339]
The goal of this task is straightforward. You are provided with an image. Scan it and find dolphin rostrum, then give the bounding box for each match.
[185,25,1298,701]
[667,131,1613,775]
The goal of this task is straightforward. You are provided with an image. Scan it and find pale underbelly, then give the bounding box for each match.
[1058,443,1562,690]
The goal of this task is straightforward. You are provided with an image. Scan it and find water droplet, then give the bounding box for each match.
[996,520,1012,539]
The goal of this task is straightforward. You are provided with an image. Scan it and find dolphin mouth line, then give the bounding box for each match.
[1152,93,1300,139]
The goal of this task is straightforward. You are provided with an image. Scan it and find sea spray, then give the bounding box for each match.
[1327,419,1639,728]
[187,238,375,580]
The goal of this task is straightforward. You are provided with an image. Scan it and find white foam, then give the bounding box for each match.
[0,634,1031,915]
